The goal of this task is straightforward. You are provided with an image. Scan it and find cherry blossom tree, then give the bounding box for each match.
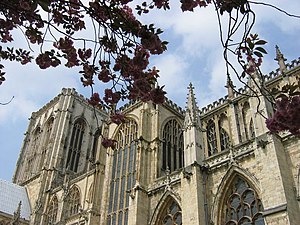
[1,0,300,146]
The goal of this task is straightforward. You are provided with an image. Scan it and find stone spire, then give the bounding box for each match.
[274,45,287,74]
[184,83,204,166]
[185,83,200,125]
[225,75,235,99]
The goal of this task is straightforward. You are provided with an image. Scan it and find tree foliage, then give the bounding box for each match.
[1,0,300,147]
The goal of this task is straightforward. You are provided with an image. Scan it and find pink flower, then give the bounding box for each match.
[110,112,125,125]
[101,138,116,149]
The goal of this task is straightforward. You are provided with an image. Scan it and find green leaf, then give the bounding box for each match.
[255,47,268,54]
[255,40,267,45]
[253,51,263,58]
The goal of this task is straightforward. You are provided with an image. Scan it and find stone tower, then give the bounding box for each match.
[10,52,300,225]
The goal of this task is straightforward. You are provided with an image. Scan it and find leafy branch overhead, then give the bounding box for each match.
[1,0,300,147]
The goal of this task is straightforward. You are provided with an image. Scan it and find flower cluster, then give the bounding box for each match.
[266,96,300,135]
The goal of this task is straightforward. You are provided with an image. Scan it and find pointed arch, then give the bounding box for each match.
[150,192,182,225]
[45,195,58,224]
[161,118,184,175]
[212,166,264,225]
[219,114,230,151]
[107,119,138,225]
[66,118,86,172]
[207,119,217,156]
[68,185,81,216]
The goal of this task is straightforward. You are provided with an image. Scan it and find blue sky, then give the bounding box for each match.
[1,0,300,181]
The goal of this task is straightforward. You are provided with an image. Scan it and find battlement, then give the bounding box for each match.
[165,98,185,115]
[199,58,300,116]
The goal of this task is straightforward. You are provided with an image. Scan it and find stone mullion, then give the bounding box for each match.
[214,116,222,153]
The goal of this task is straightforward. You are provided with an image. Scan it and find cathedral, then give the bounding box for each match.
[2,48,300,225]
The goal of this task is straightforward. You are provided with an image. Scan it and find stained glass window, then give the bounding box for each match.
[223,177,265,225]
[66,119,85,172]
[46,196,58,224]
[107,119,137,225]
[162,119,184,173]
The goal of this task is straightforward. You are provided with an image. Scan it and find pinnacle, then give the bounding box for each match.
[185,83,200,124]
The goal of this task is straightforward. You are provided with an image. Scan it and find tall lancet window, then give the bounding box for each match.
[223,176,265,225]
[26,127,41,177]
[66,119,85,172]
[207,120,217,156]
[219,116,230,151]
[162,119,184,174]
[107,119,137,225]
[40,117,54,169]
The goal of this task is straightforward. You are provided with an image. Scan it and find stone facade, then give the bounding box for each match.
[12,53,300,225]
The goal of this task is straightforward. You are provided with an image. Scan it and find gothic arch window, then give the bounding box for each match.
[220,127,230,151]
[156,198,182,225]
[68,186,81,216]
[242,102,250,140]
[219,116,230,151]
[222,176,265,225]
[66,118,86,172]
[40,117,54,169]
[26,127,42,177]
[162,119,184,174]
[46,196,58,224]
[207,120,217,156]
[107,119,138,225]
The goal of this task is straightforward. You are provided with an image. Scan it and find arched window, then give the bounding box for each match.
[66,119,86,172]
[46,196,58,224]
[220,127,230,151]
[162,119,184,173]
[40,117,54,169]
[107,119,137,225]
[26,127,42,177]
[68,186,81,216]
[156,198,182,225]
[223,176,265,225]
[207,120,217,156]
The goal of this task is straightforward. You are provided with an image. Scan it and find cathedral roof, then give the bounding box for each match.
[0,179,31,220]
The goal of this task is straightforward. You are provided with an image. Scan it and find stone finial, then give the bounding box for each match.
[185,83,200,125]
[12,201,21,224]
[274,45,287,74]
[225,75,235,99]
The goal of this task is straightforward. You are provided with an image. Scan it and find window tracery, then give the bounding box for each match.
[66,119,85,172]
[162,119,184,174]
[157,199,182,225]
[223,177,265,225]
[220,127,230,151]
[207,120,217,156]
[46,196,58,224]
[107,119,137,225]
[68,186,81,216]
